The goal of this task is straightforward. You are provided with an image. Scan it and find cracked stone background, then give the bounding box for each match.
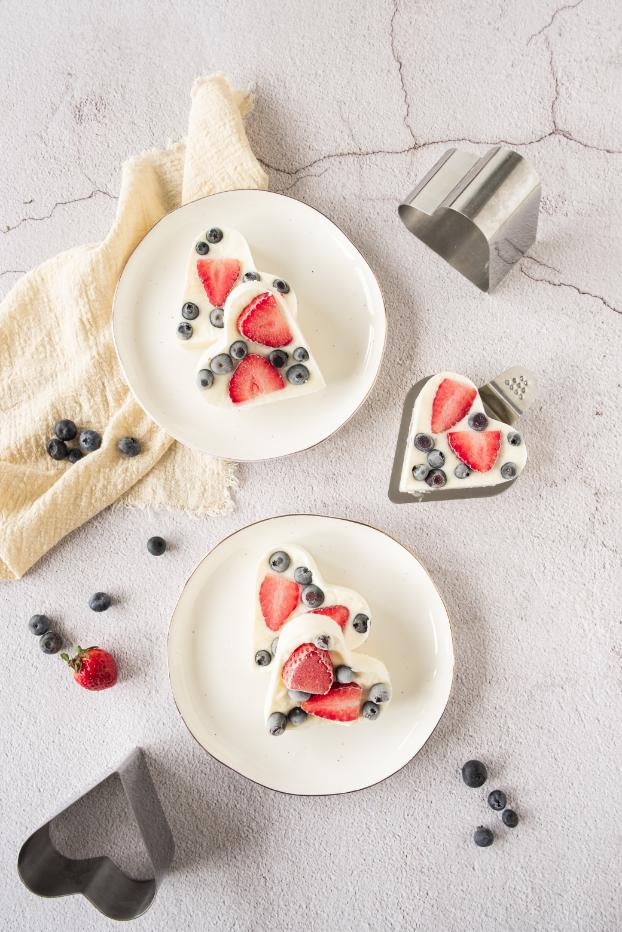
[1,0,621,930]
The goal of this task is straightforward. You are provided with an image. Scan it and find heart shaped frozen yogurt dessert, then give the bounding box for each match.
[399,372,527,494]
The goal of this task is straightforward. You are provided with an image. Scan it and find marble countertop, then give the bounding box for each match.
[1,1,620,930]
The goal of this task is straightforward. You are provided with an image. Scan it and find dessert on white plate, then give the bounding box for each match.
[399,371,527,494]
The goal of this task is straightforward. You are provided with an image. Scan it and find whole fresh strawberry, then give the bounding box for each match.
[60,646,118,691]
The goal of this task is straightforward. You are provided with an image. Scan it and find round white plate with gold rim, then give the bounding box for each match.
[168,515,454,795]
[113,190,385,461]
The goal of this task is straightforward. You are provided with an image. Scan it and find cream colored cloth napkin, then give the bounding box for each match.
[0,75,267,580]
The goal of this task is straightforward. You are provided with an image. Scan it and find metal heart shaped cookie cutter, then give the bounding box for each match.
[399,147,540,292]
[17,748,174,921]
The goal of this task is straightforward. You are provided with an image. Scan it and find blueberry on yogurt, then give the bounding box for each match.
[255,649,272,667]
[368,683,391,704]
[335,665,353,684]
[362,701,380,720]
[269,551,290,573]
[269,349,289,369]
[508,432,522,447]
[273,279,290,294]
[427,449,445,469]
[211,353,233,375]
[314,634,331,651]
[209,307,224,328]
[414,433,434,452]
[206,228,223,244]
[288,689,312,703]
[267,712,287,736]
[182,302,199,320]
[468,412,488,431]
[286,364,309,385]
[195,241,209,255]
[292,347,309,363]
[288,707,307,726]
[177,321,193,340]
[294,566,312,585]
[454,462,470,479]
[412,464,430,481]
[230,340,248,360]
[302,584,324,608]
[243,271,261,282]
[353,613,369,634]
[197,369,214,389]
[425,469,447,489]
[500,462,518,480]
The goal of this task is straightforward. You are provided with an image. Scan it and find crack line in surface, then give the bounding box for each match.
[389,0,416,146]
[521,261,621,316]
[273,166,331,193]
[0,269,25,277]
[527,0,585,44]
[2,187,117,235]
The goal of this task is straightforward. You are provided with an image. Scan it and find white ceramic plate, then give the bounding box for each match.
[113,190,386,460]
[168,515,454,795]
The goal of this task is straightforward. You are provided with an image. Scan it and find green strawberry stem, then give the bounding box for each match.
[60,645,98,673]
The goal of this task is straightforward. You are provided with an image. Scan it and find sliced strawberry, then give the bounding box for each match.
[238,292,293,348]
[431,378,477,433]
[302,682,363,722]
[311,605,350,629]
[259,574,300,631]
[282,643,334,695]
[448,430,501,472]
[229,354,285,405]
[196,258,240,306]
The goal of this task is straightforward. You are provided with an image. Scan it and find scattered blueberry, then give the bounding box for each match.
[286,364,310,385]
[473,826,494,847]
[368,683,391,704]
[79,430,102,453]
[230,340,248,360]
[206,227,223,244]
[39,630,62,654]
[288,689,312,703]
[270,637,279,656]
[209,307,224,328]
[118,436,141,457]
[292,346,309,362]
[488,789,507,811]
[269,349,289,369]
[147,536,167,556]
[353,613,369,634]
[462,759,488,788]
[197,369,214,389]
[177,321,193,340]
[425,469,447,488]
[362,700,380,720]
[427,449,445,469]
[243,270,261,282]
[182,301,199,321]
[454,462,470,479]
[414,433,434,452]
[267,711,287,736]
[195,241,209,255]
[89,591,112,613]
[502,809,519,828]
[335,665,353,684]
[269,551,290,573]
[294,566,312,585]
[301,584,324,608]
[412,464,430,481]
[288,707,308,726]
[273,279,290,294]
[211,353,233,375]
[28,614,51,636]
[54,419,77,442]
[255,649,272,667]
[67,448,83,464]
[468,412,488,431]
[500,462,518,480]
[314,634,331,651]
[508,432,522,447]
[47,438,68,460]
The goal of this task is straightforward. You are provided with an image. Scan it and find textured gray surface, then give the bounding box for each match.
[1,1,621,930]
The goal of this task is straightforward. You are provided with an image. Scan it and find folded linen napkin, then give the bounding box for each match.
[0,75,267,579]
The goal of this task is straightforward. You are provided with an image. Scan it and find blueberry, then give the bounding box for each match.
[182,301,199,320]
[270,637,279,656]
[273,279,290,294]
[294,566,312,585]
[197,369,214,389]
[468,412,488,431]
[425,469,447,488]
[461,759,487,788]
[243,270,261,282]
[47,438,68,460]
[286,364,310,385]
[147,536,167,556]
[39,630,62,654]
[368,683,391,704]
[28,614,50,636]
[89,591,111,612]
[500,462,518,480]
[353,613,369,634]
[473,826,494,847]
[195,241,209,255]
[177,321,193,340]
[54,419,77,442]
[255,649,272,667]
[292,346,309,362]
[210,353,233,375]
[269,349,289,369]
[362,701,380,720]
[502,809,519,828]
[454,463,470,479]
[488,789,507,811]
[206,227,223,244]
[269,551,290,573]
[79,430,102,453]
[288,689,311,703]
[267,711,287,736]
[209,307,224,328]
[414,433,434,452]
[314,634,330,651]
[118,436,141,457]
[412,464,430,481]
[335,665,353,684]
[301,584,324,608]
[288,707,308,726]
[427,449,445,468]
[67,448,83,464]
[508,432,522,447]
[230,340,248,360]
